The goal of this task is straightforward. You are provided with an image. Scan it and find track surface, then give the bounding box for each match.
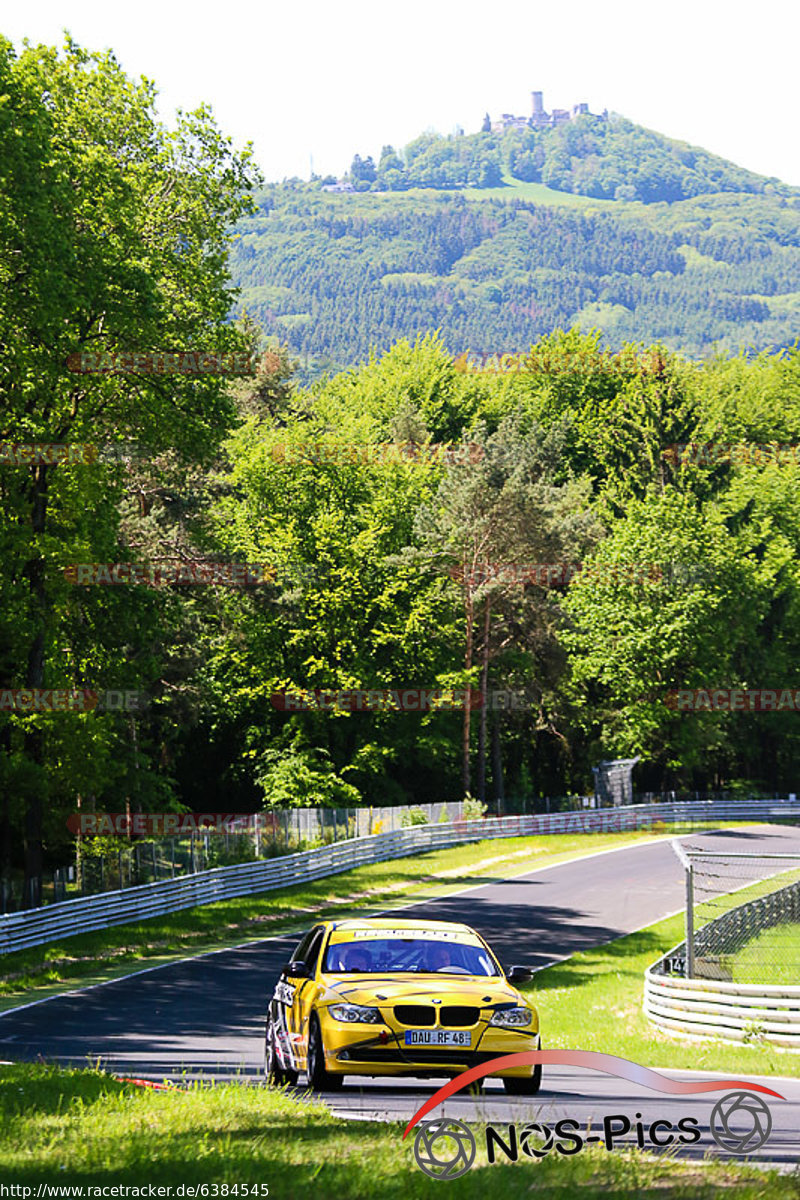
[2,823,799,1168]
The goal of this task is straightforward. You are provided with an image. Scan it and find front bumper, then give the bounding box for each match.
[318,1009,541,1078]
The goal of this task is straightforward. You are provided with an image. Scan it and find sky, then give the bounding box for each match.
[5,0,800,187]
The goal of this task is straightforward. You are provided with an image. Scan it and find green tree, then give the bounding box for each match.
[378,145,405,174]
[561,491,765,784]
[0,36,260,901]
[350,154,377,184]
[412,416,598,797]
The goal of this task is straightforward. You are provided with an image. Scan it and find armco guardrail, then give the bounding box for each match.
[1,798,798,956]
[644,878,800,1049]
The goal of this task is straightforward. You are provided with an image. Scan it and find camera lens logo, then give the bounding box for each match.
[519,1121,555,1158]
[413,1117,476,1179]
[710,1091,772,1154]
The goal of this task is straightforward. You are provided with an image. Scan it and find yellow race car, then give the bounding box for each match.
[265,916,542,1094]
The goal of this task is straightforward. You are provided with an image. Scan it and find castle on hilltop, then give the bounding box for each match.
[489,91,607,134]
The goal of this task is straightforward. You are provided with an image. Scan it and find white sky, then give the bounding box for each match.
[5,0,800,186]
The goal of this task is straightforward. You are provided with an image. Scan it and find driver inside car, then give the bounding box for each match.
[425,943,453,972]
[339,945,372,973]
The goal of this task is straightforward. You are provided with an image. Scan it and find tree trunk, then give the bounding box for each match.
[492,715,505,815]
[22,728,44,909]
[0,726,11,907]
[75,794,83,894]
[22,465,49,908]
[462,591,474,797]
[477,599,491,804]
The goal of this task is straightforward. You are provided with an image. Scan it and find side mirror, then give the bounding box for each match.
[506,965,534,984]
[284,960,311,979]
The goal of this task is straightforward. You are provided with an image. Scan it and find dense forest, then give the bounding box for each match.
[7,318,800,866]
[3,37,800,901]
[231,183,800,373]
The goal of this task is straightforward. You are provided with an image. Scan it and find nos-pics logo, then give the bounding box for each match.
[404,1051,782,1180]
[414,1118,476,1181]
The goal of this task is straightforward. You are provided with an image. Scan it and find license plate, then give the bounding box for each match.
[404,1029,472,1047]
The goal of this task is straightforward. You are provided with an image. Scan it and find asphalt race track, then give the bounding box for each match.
[2,823,799,1169]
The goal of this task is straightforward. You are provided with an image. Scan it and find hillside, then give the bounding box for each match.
[230,120,800,375]
[347,114,790,204]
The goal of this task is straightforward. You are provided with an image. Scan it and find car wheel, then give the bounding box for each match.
[265,1020,298,1087]
[502,1063,542,1096]
[306,1015,343,1091]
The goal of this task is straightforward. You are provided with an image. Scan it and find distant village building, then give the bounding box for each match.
[490,91,604,134]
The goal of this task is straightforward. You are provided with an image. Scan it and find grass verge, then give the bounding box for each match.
[728,922,800,987]
[0,825,703,1007]
[0,1063,796,1197]
[526,911,798,1077]
[695,866,800,932]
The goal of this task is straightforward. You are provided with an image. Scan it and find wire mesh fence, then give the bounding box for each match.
[4,793,796,913]
[670,843,800,984]
[1,801,467,912]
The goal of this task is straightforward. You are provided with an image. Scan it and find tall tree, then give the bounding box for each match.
[0,36,260,901]
[413,417,598,796]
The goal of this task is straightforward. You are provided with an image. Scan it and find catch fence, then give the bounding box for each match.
[644,838,800,1047]
[1,797,797,955]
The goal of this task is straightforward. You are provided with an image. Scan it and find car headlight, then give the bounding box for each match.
[328,1003,382,1023]
[489,1006,533,1028]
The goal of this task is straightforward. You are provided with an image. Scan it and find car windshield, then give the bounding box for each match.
[323,937,499,976]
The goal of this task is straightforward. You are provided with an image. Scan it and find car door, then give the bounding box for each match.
[288,924,327,1069]
[270,926,316,1074]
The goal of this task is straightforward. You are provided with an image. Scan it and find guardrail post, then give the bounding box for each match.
[685,861,694,980]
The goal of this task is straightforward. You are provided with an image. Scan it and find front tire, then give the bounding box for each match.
[265,1020,298,1087]
[306,1015,344,1091]
[502,1063,542,1096]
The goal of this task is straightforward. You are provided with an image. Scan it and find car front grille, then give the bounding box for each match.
[440,1006,479,1027]
[392,1004,481,1027]
[393,1005,435,1026]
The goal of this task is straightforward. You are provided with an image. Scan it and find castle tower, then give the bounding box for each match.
[531,90,544,117]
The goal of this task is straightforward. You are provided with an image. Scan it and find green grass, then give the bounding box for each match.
[461,171,622,210]
[695,867,800,932]
[677,243,728,270]
[349,171,624,210]
[0,826,696,1006]
[756,291,800,316]
[574,300,633,333]
[693,866,800,986]
[379,271,440,289]
[526,912,798,1076]
[0,1063,795,1197]
[348,178,611,209]
[727,922,800,987]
